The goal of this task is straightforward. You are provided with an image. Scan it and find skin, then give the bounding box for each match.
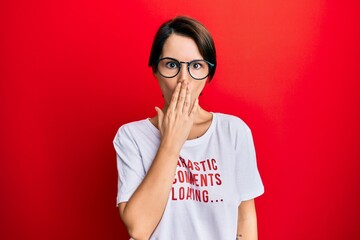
[237,199,258,239]
[151,33,213,139]
[118,33,258,240]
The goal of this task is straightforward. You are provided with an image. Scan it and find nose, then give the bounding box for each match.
[177,63,191,84]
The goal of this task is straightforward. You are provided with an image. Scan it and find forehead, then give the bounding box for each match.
[161,33,203,61]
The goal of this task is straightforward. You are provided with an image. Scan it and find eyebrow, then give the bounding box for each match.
[160,57,205,62]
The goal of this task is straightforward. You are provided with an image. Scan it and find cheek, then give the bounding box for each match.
[192,81,207,98]
[156,75,177,98]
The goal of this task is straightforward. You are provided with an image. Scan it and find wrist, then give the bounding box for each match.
[158,139,181,158]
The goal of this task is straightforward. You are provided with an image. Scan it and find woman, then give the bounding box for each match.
[114,16,264,240]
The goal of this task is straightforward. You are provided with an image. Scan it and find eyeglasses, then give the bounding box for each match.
[156,57,215,80]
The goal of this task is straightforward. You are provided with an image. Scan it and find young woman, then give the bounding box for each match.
[114,16,264,240]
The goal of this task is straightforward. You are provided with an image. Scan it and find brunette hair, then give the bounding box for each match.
[148,16,217,81]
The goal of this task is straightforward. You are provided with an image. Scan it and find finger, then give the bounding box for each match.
[189,98,199,118]
[169,82,181,111]
[176,82,188,111]
[182,84,191,114]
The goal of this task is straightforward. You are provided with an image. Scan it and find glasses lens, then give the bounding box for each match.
[157,58,180,78]
[189,60,210,80]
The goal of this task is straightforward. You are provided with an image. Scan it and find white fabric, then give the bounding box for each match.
[114,113,264,240]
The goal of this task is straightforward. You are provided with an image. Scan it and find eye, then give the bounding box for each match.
[165,61,179,69]
[191,61,204,70]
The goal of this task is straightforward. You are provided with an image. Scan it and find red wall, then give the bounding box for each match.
[1,0,359,239]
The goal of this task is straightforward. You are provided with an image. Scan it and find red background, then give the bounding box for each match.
[1,0,359,239]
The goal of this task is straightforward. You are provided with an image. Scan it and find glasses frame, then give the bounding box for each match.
[156,57,215,80]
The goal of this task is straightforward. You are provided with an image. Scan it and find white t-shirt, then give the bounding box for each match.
[114,113,264,240]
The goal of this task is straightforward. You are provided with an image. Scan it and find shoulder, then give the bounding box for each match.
[213,113,255,151]
[114,119,152,142]
[213,112,251,133]
[118,119,149,132]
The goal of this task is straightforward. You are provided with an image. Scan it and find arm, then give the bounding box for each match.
[119,82,198,240]
[237,199,258,240]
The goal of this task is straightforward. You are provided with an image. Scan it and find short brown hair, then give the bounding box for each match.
[148,16,217,81]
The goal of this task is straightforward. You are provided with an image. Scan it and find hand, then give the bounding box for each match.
[155,82,199,152]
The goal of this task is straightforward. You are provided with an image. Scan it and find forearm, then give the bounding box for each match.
[237,217,258,240]
[121,142,180,239]
[237,199,258,240]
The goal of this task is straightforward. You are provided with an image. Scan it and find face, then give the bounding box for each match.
[155,33,207,107]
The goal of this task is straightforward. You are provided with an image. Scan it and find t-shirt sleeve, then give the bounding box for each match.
[235,124,264,203]
[113,125,145,206]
